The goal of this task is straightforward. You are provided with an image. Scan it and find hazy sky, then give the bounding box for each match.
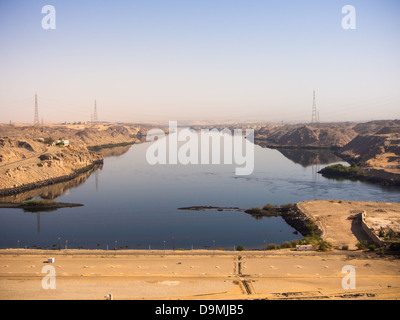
[0,0,399,124]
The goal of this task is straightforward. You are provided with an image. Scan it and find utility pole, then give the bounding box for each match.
[311,90,318,124]
[213,240,215,257]
[94,100,98,122]
[34,93,39,127]
[264,233,267,256]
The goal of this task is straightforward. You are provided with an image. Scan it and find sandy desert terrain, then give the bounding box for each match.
[0,249,399,300]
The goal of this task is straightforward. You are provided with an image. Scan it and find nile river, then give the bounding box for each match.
[1,130,400,250]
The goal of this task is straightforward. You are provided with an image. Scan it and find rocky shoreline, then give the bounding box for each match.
[0,160,103,197]
[318,165,400,186]
[179,204,321,238]
[280,204,323,237]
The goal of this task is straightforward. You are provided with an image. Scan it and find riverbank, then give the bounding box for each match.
[87,141,135,151]
[0,123,155,197]
[0,160,103,197]
[250,200,400,251]
[318,163,400,186]
[181,200,400,252]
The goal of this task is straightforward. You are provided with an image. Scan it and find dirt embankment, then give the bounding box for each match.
[0,123,151,196]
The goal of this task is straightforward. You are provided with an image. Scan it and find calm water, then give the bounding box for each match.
[1,131,400,250]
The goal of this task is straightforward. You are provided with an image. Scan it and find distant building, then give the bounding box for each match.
[56,139,70,147]
[296,245,313,251]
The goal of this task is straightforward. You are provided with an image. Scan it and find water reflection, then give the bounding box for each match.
[0,164,103,203]
[277,148,342,167]
[255,143,343,167]
[96,145,132,158]
[0,145,134,204]
[2,136,400,250]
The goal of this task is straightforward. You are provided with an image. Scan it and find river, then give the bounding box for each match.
[1,130,400,250]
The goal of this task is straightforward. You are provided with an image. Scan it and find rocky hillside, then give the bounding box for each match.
[0,138,103,194]
[0,123,153,196]
[339,126,400,176]
[254,120,400,185]
[352,120,400,135]
[0,123,148,148]
[255,123,358,148]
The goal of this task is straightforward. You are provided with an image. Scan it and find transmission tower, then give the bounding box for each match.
[311,90,318,124]
[93,100,98,122]
[34,93,39,127]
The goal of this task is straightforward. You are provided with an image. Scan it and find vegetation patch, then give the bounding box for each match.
[244,203,294,218]
[248,203,331,251]
[0,200,84,213]
[87,141,135,151]
[24,200,56,207]
[378,227,400,242]
[265,233,332,252]
[318,163,361,178]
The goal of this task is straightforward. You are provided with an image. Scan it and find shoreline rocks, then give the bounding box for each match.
[0,160,103,197]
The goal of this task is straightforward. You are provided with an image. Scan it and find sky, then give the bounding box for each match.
[0,0,399,124]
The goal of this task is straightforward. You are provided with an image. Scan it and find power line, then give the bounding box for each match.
[34,93,39,127]
[93,99,98,122]
[311,90,319,124]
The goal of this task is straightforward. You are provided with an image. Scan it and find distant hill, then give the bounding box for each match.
[254,120,400,185]
[254,123,357,148]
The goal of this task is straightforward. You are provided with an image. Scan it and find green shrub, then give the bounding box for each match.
[289,239,300,247]
[369,244,377,251]
[319,164,360,178]
[262,203,277,211]
[266,243,279,250]
[251,207,263,214]
[356,240,368,250]
[236,245,245,251]
[304,220,321,236]
[318,240,332,252]
[44,137,54,145]
[24,200,55,206]
[280,241,292,249]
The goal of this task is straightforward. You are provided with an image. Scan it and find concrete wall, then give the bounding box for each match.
[361,211,391,248]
